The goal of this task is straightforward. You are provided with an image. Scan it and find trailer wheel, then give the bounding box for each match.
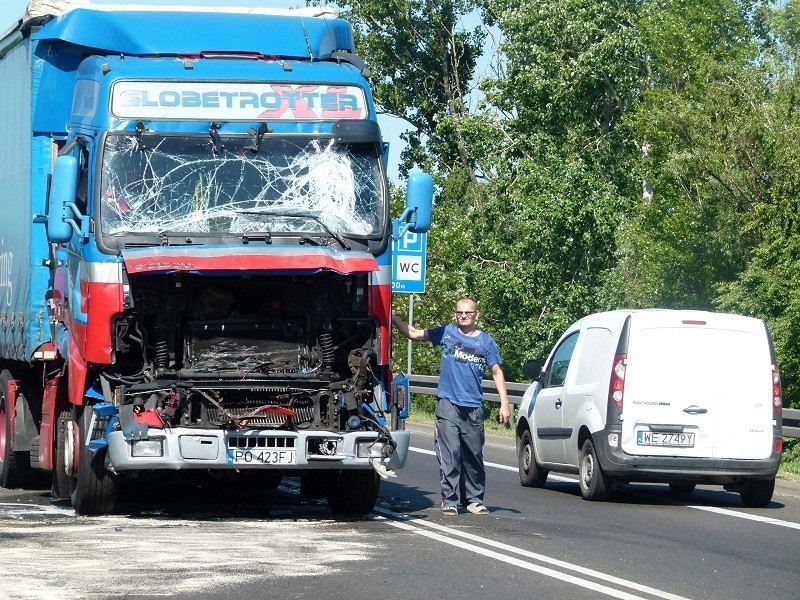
[52,409,73,500]
[0,370,35,489]
[70,408,118,515]
[326,469,380,515]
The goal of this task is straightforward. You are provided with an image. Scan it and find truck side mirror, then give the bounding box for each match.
[400,172,433,234]
[47,155,78,243]
[523,359,542,381]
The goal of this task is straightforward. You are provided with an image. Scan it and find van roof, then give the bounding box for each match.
[573,309,765,333]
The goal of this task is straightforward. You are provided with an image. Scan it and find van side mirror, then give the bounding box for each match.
[523,359,542,381]
[395,172,433,237]
[47,155,79,243]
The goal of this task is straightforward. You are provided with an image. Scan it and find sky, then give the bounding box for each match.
[4,0,412,182]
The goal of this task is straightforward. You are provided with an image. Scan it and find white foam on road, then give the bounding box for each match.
[0,506,376,600]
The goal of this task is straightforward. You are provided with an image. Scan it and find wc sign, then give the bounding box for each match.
[392,231,427,294]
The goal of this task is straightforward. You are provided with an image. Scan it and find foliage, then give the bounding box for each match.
[350,0,800,408]
[341,0,485,180]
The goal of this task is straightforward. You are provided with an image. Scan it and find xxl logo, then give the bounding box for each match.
[112,81,368,121]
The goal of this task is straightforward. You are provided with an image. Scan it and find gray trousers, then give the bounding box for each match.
[435,396,486,508]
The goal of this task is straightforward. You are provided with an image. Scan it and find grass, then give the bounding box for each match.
[409,396,800,478]
[779,439,800,481]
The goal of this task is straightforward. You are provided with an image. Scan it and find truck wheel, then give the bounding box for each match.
[326,469,380,515]
[518,429,548,488]
[579,439,611,501]
[52,409,73,500]
[70,408,118,515]
[740,478,775,508]
[0,370,34,489]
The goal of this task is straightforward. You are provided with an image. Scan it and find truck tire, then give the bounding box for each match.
[326,469,380,515]
[52,409,73,500]
[518,428,548,488]
[70,408,118,515]
[0,370,34,489]
[740,478,775,508]
[579,439,611,501]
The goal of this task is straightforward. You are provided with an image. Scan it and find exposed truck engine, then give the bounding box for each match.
[0,1,432,515]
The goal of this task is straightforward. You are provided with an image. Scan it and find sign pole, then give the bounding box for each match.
[407,294,414,375]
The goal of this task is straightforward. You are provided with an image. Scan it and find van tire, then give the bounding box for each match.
[518,429,548,487]
[579,439,611,501]
[668,483,696,497]
[740,478,775,508]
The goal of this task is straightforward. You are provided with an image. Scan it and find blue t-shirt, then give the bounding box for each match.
[428,324,502,408]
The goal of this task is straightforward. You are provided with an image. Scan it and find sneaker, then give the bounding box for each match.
[441,505,459,516]
[466,502,489,515]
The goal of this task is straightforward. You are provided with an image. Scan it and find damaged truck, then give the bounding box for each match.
[0,2,432,515]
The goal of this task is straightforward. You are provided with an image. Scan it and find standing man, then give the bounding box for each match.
[392,297,511,515]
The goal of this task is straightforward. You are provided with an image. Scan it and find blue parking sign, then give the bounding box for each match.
[392,231,427,294]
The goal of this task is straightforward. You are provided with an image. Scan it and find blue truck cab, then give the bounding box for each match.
[0,3,432,515]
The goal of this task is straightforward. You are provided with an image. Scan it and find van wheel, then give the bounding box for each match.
[326,469,380,515]
[740,478,775,508]
[579,439,611,501]
[668,483,696,497]
[70,408,118,515]
[518,429,548,487]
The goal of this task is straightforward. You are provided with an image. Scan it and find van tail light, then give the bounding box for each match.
[772,362,782,415]
[609,353,627,408]
[774,437,783,454]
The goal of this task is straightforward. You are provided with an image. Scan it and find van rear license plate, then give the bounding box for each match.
[636,431,695,447]
[227,449,296,465]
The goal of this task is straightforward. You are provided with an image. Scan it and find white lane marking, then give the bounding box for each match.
[410,446,574,482]
[373,510,689,600]
[686,505,800,530]
[409,446,800,529]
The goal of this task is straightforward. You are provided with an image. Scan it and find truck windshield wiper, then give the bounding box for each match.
[232,210,351,250]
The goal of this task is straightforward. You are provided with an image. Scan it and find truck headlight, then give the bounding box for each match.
[357,439,383,458]
[132,439,164,457]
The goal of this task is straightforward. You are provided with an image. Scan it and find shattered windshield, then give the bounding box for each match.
[99,134,385,237]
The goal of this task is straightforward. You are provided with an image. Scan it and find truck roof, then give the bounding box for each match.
[5,2,353,60]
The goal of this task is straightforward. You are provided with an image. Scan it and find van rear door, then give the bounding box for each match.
[620,312,773,460]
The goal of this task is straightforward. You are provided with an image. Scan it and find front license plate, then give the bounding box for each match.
[227,449,296,465]
[636,431,695,447]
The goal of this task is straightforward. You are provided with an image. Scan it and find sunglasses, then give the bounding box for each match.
[455,311,477,316]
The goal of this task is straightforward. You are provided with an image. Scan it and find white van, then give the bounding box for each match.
[516,309,783,507]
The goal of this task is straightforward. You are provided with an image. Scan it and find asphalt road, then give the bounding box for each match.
[1,422,799,600]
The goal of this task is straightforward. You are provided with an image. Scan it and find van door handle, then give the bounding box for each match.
[555,400,563,409]
[683,406,708,415]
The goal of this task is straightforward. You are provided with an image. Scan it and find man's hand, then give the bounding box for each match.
[499,403,512,428]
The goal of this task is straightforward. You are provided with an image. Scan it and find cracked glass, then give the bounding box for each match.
[99,134,384,238]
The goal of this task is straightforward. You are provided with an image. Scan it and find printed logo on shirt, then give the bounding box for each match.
[442,337,488,373]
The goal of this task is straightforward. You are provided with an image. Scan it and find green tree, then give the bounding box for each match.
[341,0,485,181]
[606,0,771,309]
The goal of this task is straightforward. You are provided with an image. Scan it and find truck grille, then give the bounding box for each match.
[205,389,315,427]
[227,436,296,449]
